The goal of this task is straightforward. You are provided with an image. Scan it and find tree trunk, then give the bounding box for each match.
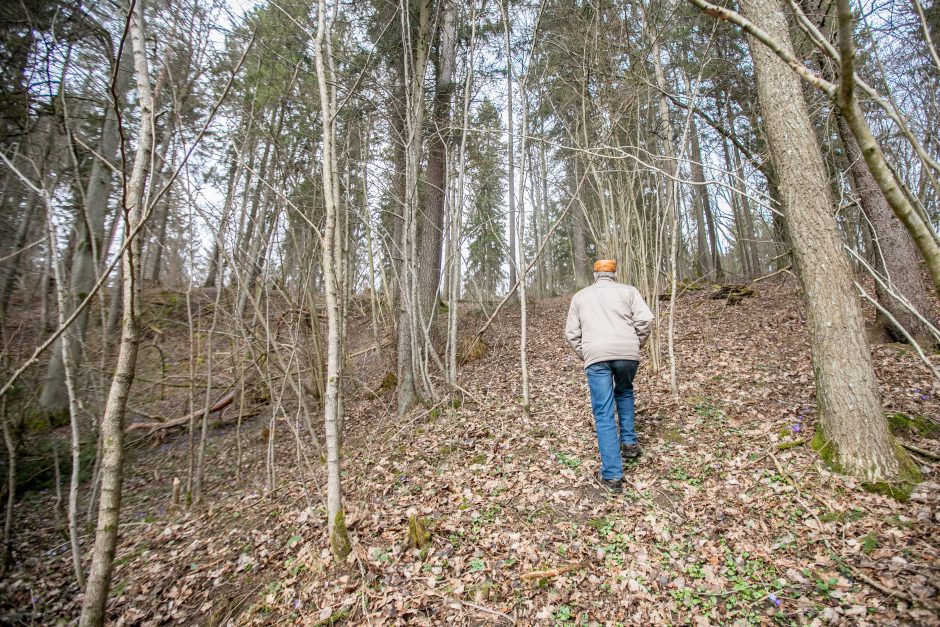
[419,0,457,324]
[314,0,351,562]
[838,117,938,348]
[739,0,914,487]
[570,162,591,287]
[395,0,431,417]
[796,0,938,348]
[501,0,518,295]
[689,117,721,280]
[79,1,155,622]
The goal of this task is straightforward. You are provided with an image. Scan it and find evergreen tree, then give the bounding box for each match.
[465,99,507,300]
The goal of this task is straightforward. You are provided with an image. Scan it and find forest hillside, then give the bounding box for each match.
[1,282,939,624]
[2,0,940,624]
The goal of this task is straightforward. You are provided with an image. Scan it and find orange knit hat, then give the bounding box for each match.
[593,259,617,273]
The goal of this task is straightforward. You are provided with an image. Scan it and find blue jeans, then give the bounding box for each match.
[586,360,639,480]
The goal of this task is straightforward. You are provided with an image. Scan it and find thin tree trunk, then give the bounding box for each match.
[79,3,155,622]
[689,117,721,280]
[0,398,16,576]
[314,0,351,562]
[501,0,517,295]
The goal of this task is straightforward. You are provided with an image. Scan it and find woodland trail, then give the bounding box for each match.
[3,281,939,625]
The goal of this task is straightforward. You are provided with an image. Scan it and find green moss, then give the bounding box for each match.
[861,533,878,554]
[407,514,431,549]
[330,510,351,561]
[862,442,921,502]
[886,412,938,439]
[314,608,350,626]
[663,427,687,445]
[810,430,842,473]
[814,428,921,502]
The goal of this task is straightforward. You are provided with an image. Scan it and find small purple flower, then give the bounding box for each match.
[919,394,929,401]
[293,598,301,610]
[768,593,781,607]
[791,423,802,434]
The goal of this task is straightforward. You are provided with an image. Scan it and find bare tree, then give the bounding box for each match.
[314,0,351,562]
[80,0,156,622]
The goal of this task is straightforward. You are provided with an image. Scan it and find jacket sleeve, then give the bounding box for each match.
[564,298,584,360]
[630,288,654,348]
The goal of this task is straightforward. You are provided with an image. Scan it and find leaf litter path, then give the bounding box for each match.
[3,280,939,625]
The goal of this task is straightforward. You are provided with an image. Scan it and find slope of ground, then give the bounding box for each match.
[1,280,938,625]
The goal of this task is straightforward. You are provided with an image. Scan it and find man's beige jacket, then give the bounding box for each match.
[564,276,654,367]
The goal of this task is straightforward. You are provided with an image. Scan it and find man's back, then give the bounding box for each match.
[564,277,653,367]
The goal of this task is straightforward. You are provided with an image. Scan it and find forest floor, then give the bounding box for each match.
[2,279,940,626]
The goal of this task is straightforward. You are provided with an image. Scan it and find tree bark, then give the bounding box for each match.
[796,0,938,348]
[314,0,351,562]
[419,0,457,324]
[739,0,913,484]
[80,2,155,623]
[570,162,591,287]
[838,117,938,348]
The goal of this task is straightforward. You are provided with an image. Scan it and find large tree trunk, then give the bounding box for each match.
[838,117,938,348]
[796,0,938,348]
[39,42,134,420]
[739,0,915,486]
[79,2,155,623]
[570,161,591,287]
[419,0,457,325]
[395,0,431,417]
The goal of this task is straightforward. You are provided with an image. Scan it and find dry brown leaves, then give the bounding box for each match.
[2,279,938,626]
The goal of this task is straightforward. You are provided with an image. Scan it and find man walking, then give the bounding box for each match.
[564,260,654,493]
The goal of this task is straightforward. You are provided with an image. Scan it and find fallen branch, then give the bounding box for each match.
[520,561,591,582]
[124,388,238,433]
[125,367,259,434]
[901,441,940,462]
[753,265,793,283]
[427,591,515,625]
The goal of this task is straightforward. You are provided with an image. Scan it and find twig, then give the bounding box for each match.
[427,591,515,625]
[901,441,940,462]
[850,567,918,605]
[753,265,793,283]
[520,561,591,582]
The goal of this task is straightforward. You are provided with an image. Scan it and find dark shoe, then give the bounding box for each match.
[621,443,642,459]
[596,471,623,494]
